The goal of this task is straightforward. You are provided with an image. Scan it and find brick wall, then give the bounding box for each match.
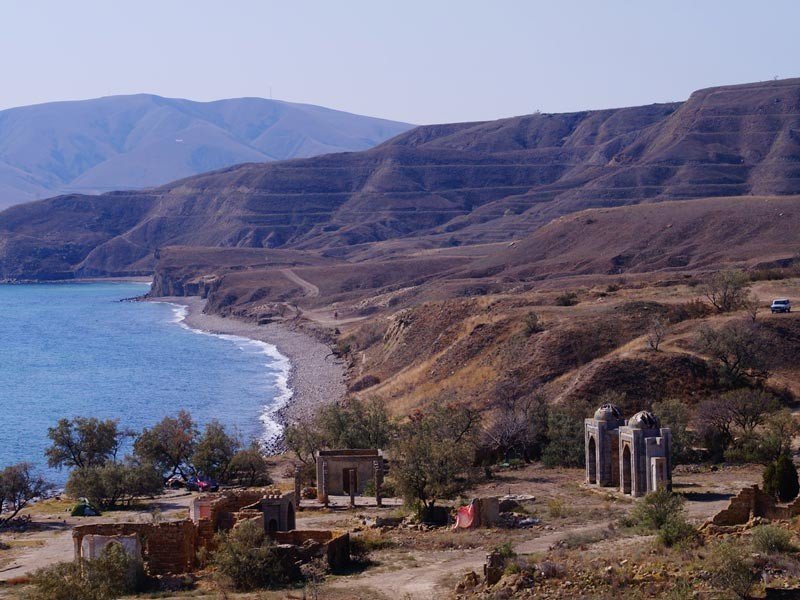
[73,521,196,575]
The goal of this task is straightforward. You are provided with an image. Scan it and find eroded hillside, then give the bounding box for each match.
[3,79,800,280]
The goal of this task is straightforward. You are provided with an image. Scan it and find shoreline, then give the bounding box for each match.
[151,296,347,446]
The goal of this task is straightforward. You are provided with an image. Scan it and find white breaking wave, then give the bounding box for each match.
[162,302,293,444]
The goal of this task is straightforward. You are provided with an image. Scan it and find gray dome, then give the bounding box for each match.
[594,403,622,421]
[628,411,660,429]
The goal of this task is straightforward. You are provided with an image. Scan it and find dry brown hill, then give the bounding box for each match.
[3,78,800,280]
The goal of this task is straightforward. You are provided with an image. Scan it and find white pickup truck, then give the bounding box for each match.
[771,298,792,313]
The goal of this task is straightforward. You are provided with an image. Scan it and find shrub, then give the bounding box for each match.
[547,498,566,519]
[523,311,544,335]
[494,542,516,560]
[212,520,300,591]
[554,291,579,307]
[751,525,794,554]
[348,537,372,565]
[702,270,752,312]
[630,488,685,531]
[28,543,145,600]
[657,514,698,548]
[763,454,800,502]
[710,541,757,599]
[65,460,162,510]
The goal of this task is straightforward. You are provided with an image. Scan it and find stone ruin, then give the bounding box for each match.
[316,449,385,506]
[584,404,672,497]
[709,484,800,527]
[72,487,347,575]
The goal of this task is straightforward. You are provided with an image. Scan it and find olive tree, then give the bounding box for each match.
[46,417,127,470]
[0,463,51,528]
[133,410,198,478]
[192,420,240,482]
[228,441,273,487]
[65,459,162,509]
[391,403,480,511]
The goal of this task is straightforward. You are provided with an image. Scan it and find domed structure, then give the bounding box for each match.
[627,411,660,430]
[594,403,622,422]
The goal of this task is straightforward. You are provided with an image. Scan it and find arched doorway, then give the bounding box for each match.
[286,502,296,530]
[267,519,278,535]
[587,436,597,484]
[622,444,632,495]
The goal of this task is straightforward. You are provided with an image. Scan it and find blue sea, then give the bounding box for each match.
[0,282,291,484]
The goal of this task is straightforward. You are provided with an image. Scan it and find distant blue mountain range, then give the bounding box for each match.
[0,94,413,209]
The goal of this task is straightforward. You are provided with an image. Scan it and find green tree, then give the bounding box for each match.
[652,399,696,464]
[192,420,240,482]
[284,418,326,466]
[725,409,798,465]
[541,404,586,468]
[0,463,51,528]
[697,321,774,386]
[228,441,273,487]
[391,403,480,511]
[133,411,198,478]
[284,397,397,471]
[763,454,800,502]
[316,397,397,449]
[65,460,162,509]
[45,417,125,470]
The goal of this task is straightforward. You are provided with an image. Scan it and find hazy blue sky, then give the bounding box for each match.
[1,1,798,124]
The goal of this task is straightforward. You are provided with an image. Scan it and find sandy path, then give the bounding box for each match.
[0,529,73,581]
[329,521,614,599]
[280,268,319,298]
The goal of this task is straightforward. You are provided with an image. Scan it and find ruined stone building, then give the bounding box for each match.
[585,404,672,497]
[316,449,384,503]
[74,488,298,575]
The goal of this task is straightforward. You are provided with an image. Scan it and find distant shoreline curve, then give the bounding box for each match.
[147,296,346,447]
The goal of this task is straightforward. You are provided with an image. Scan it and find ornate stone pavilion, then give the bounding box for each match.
[584,404,672,497]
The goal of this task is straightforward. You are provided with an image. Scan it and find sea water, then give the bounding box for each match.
[0,282,291,483]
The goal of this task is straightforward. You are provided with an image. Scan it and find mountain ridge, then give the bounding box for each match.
[2,78,800,281]
[0,94,413,208]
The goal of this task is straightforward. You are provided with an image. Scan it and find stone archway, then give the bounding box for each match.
[621,444,632,495]
[587,436,597,484]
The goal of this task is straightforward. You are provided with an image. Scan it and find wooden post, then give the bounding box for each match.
[349,468,357,508]
[294,465,302,511]
[373,460,383,508]
[321,460,329,507]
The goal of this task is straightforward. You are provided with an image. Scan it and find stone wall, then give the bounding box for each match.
[73,521,197,575]
[273,530,350,571]
[711,485,800,526]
